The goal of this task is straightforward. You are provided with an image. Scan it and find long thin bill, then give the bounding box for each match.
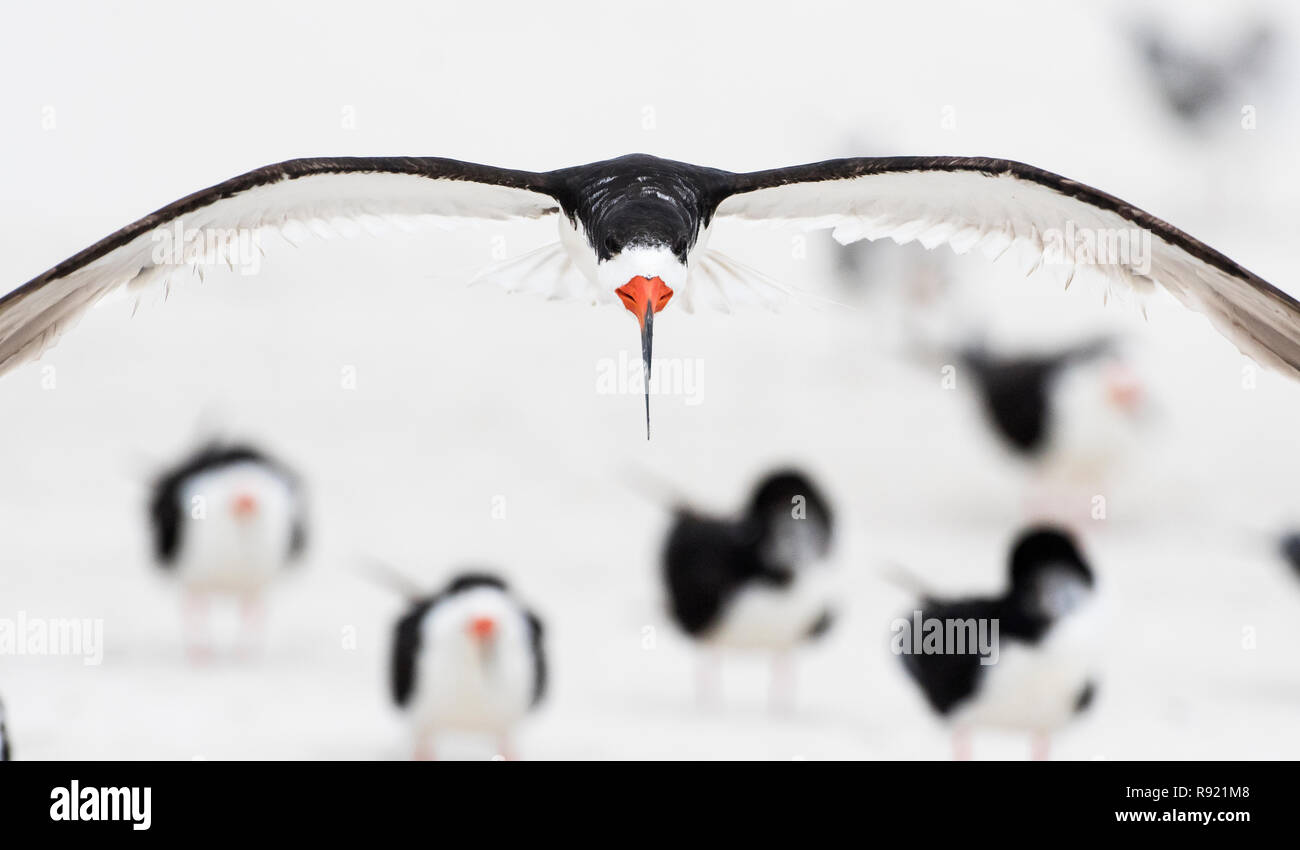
[640,303,654,440]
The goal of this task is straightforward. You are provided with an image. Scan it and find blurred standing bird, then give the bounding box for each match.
[1277,532,1300,581]
[148,442,306,659]
[1131,18,1276,132]
[391,572,546,761]
[662,469,836,712]
[959,338,1148,525]
[893,526,1101,760]
[0,696,10,760]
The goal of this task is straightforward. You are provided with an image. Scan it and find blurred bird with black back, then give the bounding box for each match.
[148,442,307,660]
[661,469,837,711]
[891,526,1102,760]
[390,571,546,761]
[959,338,1148,523]
[1131,17,1276,132]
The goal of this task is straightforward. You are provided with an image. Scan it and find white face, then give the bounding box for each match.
[181,460,296,529]
[175,460,300,585]
[761,515,831,568]
[410,585,538,732]
[1030,569,1093,619]
[422,586,531,652]
[558,215,703,302]
[595,245,689,297]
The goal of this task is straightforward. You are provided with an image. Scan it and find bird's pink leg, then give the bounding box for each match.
[1023,474,1066,525]
[236,591,266,658]
[1024,477,1089,536]
[696,649,721,709]
[1031,730,1051,761]
[952,727,972,761]
[184,590,211,663]
[414,732,437,761]
[495,733,517,762]
[770,651,796,714]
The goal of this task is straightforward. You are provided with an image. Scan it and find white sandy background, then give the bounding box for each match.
[2,0,1300,759]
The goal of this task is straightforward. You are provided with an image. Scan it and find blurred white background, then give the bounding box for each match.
[2,0,1300,759]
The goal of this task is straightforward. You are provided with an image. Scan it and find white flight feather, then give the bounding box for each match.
[0,171,556,372]
[717,168,1300,375]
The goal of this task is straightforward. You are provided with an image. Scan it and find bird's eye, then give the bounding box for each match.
[604,235,622,254]
[673,236,690,256]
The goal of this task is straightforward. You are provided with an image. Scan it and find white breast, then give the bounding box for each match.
[706,563,836,650]
[1039,361,1145,482]
[174,461,299,593]
[407,588,537,735]
[952,599,1103,731]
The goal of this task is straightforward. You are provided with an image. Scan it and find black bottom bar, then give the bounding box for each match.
[0,760,1276,836]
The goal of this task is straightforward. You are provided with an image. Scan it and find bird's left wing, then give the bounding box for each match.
[0,157,560,373]
[713,157,1300,377]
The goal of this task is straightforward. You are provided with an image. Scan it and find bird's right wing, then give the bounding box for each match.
[0,157,562,374]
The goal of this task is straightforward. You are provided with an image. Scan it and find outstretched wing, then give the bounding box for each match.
[0,157,560,373]
[714,157,1300,376]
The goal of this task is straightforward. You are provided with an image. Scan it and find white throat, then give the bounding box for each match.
[557,217,695,295]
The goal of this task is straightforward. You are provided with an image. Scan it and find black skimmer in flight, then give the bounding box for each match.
[662,469,836,711]
[4,154,1299,437]
[892,526,1100,760]
[390,572,546,761]
[148,442,307,659]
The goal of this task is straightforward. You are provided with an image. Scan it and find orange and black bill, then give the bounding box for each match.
[615,276,674,439]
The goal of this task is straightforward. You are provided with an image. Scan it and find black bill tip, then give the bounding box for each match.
[641,304,654,440]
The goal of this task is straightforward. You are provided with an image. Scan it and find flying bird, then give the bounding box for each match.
[391,572,546,761]
[4,154,1300,437]
[148,442,307,659]
[892,526,1101,760]
[661,469,836,711]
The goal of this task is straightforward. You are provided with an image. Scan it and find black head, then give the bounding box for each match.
[553,154,718,262]
[745,469,833,567]
[595,197,694,261]
[444,572,509,596]
[1007,526,1094,619]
